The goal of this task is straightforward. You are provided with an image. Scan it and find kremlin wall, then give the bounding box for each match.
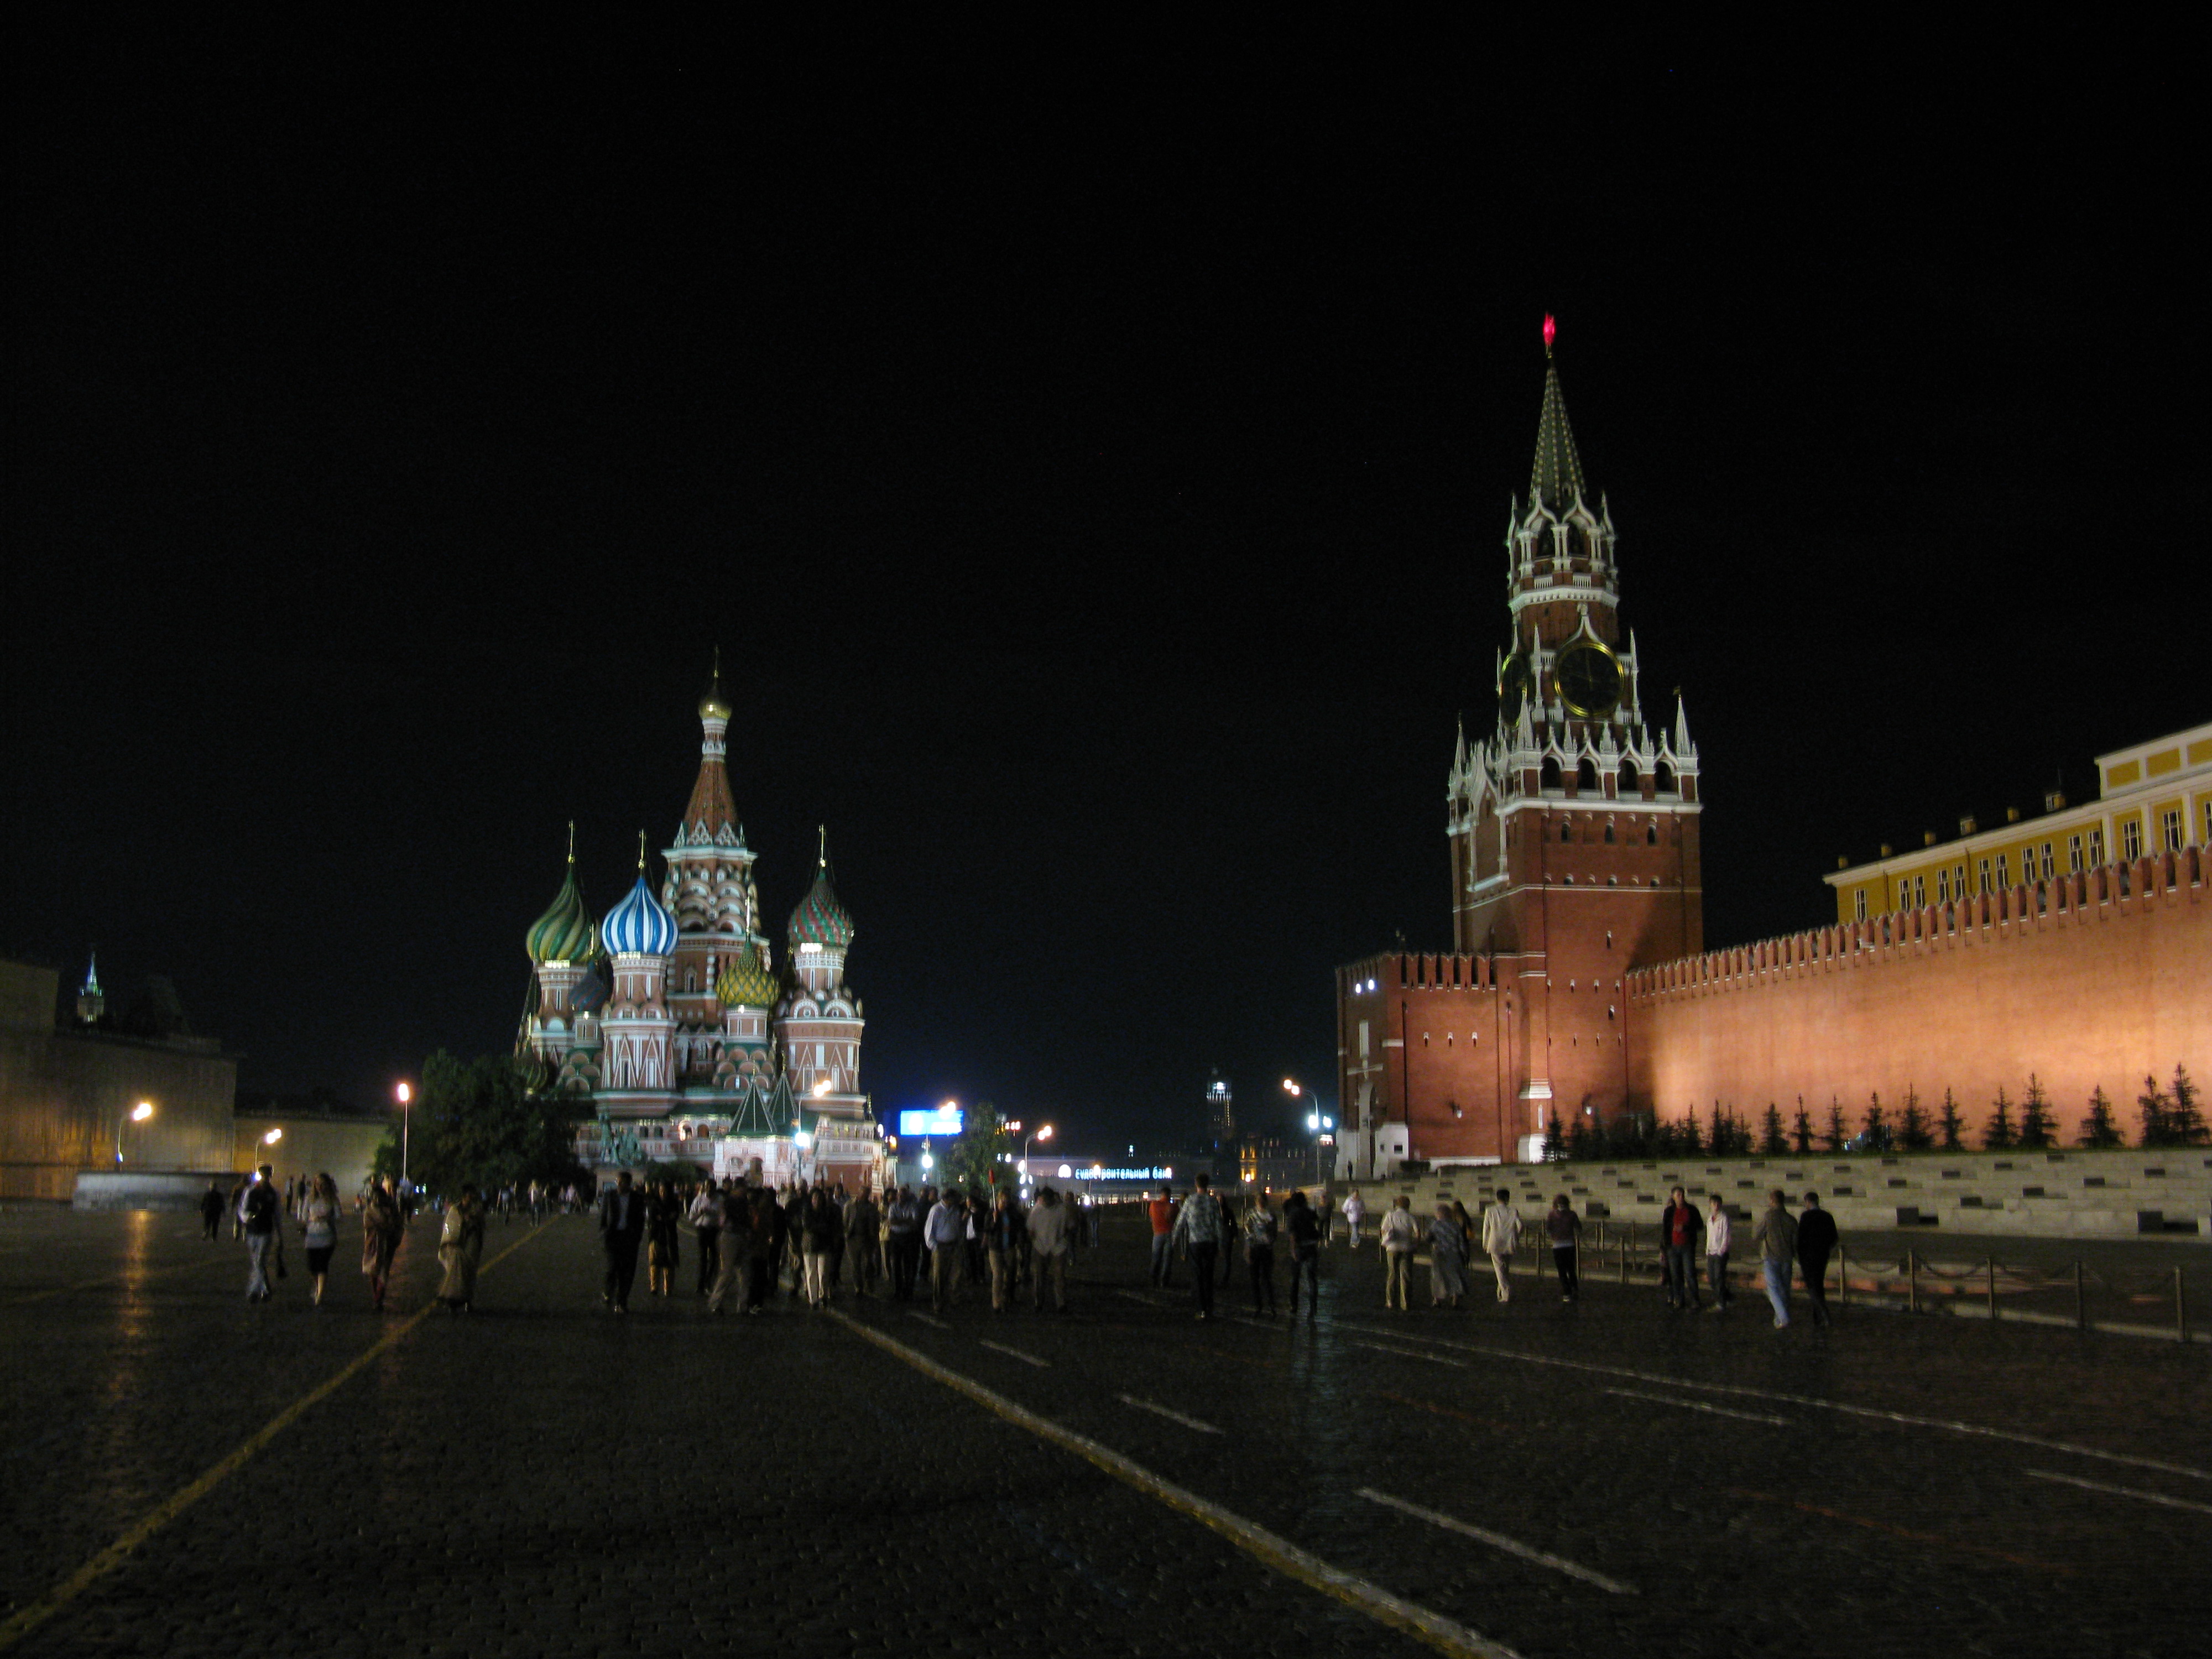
[1333,332,2208,1177]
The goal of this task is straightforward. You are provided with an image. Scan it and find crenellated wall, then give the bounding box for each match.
[1626,852,2209,1125]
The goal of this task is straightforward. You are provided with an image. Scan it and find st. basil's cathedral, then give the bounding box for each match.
[517,662,884,1189]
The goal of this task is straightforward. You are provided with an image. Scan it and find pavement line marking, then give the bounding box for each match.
[1357,1488,1638,1596]
[1354,1339,1463,1366]
[1372,1390,1517,1433]
[827,1311,1519,1659]
[1728,1486,2075,1576]
[1118,1394,1224,1434]
[1,1251,234,1307]
[1114,1290,1161,1306]
[2023,1469,2212,1516]
[1603,1386,1791,1427]
[1333,1319,2211,1482]
[978,1339,1051,1368]
[0,1224,547,1653]
[908,1311,950,1328]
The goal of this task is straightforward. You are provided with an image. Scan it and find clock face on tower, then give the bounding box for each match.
[1496,652,1533,725]
[1553,639,1623,719]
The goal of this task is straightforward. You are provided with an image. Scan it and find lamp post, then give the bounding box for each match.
[395,1082,413,1192]
[1022,1123,1054,1183]
[117,1100,154,1165]
[1283,1079,1334,1186]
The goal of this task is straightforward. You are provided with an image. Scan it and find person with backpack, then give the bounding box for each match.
[241,1165,281,1302]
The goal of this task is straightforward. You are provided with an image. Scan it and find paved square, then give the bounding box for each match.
[2,1207,2205,1657]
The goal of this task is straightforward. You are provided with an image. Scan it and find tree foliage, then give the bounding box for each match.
[372,1051,587,1196]
[2077,1087,2121,1149]
[2136,1074,2173,1147]
[1981,1086,2016,1151]
[1822,1099,1848,1154]
[1760,1104,1788,1157]
[942,1100,1015,1194]
[1897,1086,1932,1151]
[1937,1089,1965,1152]
[2017,1075,2053,1149]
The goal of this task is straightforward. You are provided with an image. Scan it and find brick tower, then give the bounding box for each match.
[1442,317,1703,1145]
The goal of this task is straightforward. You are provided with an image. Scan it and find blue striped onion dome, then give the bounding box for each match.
[787,865,854,948]
[601,874,678,957]
[525,863,596,964]
[714,942,780,1009]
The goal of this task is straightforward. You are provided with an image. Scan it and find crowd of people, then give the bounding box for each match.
[205,1162,1847,1333]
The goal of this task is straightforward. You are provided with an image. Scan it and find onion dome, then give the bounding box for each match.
[787,828,854,948]
[525,827,596,964]
[699,646,732,721]
[601,833,678,957]
[714,942,780,1009]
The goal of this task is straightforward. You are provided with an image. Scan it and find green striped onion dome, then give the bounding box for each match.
[787,865,854,949]
[525,864,596,964]
[714,943,780,1009]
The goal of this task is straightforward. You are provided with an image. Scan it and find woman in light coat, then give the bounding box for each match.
[436,1184,486,1311]
[1378,1196,1420,1310]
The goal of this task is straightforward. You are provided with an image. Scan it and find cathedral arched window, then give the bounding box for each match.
[1655,761,1676,794]
[1576,758,1597,792]
[1619,759,1639,792]
[1541,757,1563,791]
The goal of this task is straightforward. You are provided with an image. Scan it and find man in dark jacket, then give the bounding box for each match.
[242,1166,280,1301]
[885,1187,922,1300]
[199,1181,226,1241]
[844,1188,882,1297]
[1659,1186,1704,1310]
[598,1172,646,1313]
[1797,1192,1840,1327]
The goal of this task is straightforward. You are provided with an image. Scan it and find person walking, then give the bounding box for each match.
[1283,1190,1322,1319]
[1704,1193,1734,1311]
[1340,1187,1366,1250]
[1146,1186,1177,1287]
[745,1184,779,1312]
[1660,1186,1704,1311]
[1480,1189,1521,1303]
[1170,1175,1225,1321]
[925,1188,966,1312]
[1546,1193,1582,1302]
[436,1184,486,1311]
[845,1187,882,1297]
[1244,1193,1279,1316]
[707,1182,752,1315]
[984,1190,1025,1312]
[688,1181,723,1297]
[301,1173,341,1306]
[360,1176,403,1312]
[199,1180,226,1241]
[1753,1189,1798,1329]
[1798,1192,1838,1327]
[598,1172,645,1314]
[1379,1195,1420,1310]
[1027,1186,1071,1312]
[1427,1202,1468,1308]
[228,1174,250,1241]
[800,1187,839,1307]
[886,1186,922,1301]
[241,1165,280,1302]
[645,1181,681,1298]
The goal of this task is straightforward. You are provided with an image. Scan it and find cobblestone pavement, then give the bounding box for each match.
[2,1207,2206,1658]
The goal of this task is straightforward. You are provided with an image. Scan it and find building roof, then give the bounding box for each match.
[525,831,596,964]
[1529,356,1587,509]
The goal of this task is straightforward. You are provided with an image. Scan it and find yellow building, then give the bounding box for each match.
[1829,721,2212,922]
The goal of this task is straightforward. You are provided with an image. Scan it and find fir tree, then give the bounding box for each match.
[1542,1112,1565,1162]
[1898,1086,1932,1151]
[1982,1086,2016,1151]
[1709,1103,1726,1157]
[1791,1099,1814,1155]
[1761,1104,1787,1157]
[1566,1113,1595,1162]
[2136,1074,2173,1148]
[1937,1088,1966,1151]
[2077,1087,2121,1149]
[2017,1074,2054,1149]
[1679,1111,1704,1156]
[2171,1065,2206,1146]
[1823,1098,1848,1154]
[1861,1092,1888,1152]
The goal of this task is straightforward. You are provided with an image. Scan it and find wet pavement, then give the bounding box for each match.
[1,1205,2205,1658]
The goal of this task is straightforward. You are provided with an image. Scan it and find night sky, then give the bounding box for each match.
[6,32,2203,1151]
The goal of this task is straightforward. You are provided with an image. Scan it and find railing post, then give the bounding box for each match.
[1986,1256,1997,1322]
[2178,1266,2189,1345]
[2074,1260,2086,1331]
[1908,1249,1919,1314]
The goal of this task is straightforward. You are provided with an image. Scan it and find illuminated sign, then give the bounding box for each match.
[1063,1165,1175,1182]
[896,1107,964,1138]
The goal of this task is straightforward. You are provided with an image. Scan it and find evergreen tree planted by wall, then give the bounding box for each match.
[1937,1088,1965,1152]
[1983,1086,2017,1151]
[1761,1104,1788,1157]
[1679,1111,1704,1155]
[1862,1092,1888,1151]
[1566,1113,1596,1162]
[2171,1065,2206,1146]
[1791,1099,1814,1154]
[2017,1075,2054,1149]
[1898,1086,1932,1151]
[1823,1098,1848,1154]
[2136,1074,2173,1147]
[1542,1112,1564,1162]
[2077,1087,2121,1149]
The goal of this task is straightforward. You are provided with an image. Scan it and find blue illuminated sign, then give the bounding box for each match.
[898,1107,964,1138]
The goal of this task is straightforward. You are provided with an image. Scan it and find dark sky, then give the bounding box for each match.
[6,30,2203,1151]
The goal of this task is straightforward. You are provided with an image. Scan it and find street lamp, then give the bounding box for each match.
[395,1082,413,1192]
[1022,1123,1053,1180]
[1283,1079,1335,1185]
[262,1127,283,1146]
[117,1100,154,1165]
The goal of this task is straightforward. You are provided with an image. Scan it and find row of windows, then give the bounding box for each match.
[1560,821,1661,844]
[1850,811,2200,918]
[1539,757,1677,793]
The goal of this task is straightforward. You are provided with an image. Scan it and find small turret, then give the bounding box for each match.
[76,951,105,1025]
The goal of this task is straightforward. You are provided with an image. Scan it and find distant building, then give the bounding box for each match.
[1233,1135,1318,1194]
[1204,1070,1234,1152]
[1,956,237,1201]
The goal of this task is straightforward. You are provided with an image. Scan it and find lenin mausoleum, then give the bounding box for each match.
[1333,324,2208,1176]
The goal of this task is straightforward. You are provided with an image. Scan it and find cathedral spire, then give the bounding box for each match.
[1530,315,1587,508]
[679,658,738,844]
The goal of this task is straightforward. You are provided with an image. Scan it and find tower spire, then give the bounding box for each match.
[1530,316,1587,508]
[680,658,738,842]
[637,829,648,874]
